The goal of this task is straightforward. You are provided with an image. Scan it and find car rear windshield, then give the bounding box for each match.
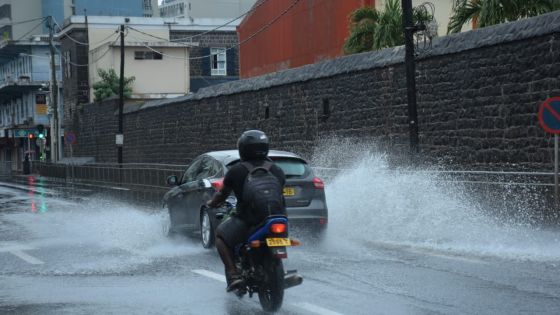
[271,158,310,178]
[226,157,311,178]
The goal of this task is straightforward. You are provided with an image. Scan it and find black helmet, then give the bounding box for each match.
[238,130,269,161]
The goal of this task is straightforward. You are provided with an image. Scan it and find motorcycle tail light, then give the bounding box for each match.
[290,239,301,246]
[270,223,286,234]
[250,240,261,248]
[313,177,325,189]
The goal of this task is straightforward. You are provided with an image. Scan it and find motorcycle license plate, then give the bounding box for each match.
[266,238,291,247]
[283,187,295,196]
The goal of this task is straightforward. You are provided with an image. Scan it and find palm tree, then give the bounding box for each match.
[448,0,560,34]
[343,6,379,54]
[343,0,432,55]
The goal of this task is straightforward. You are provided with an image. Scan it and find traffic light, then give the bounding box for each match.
[28,133,34,140]
[37,124,45,139]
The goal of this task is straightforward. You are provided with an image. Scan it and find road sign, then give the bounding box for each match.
[65,131,77,145]
[538,97,560,134]
[539,97,560,208]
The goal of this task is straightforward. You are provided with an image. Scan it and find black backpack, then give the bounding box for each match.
[241,161,285,225]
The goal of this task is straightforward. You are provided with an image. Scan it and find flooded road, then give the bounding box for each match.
[1,171,560,314]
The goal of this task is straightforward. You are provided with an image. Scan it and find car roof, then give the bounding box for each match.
[204,149,306,166]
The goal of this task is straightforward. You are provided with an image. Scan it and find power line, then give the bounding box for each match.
[236,0,300,50]
[125,32,191,59]
[57,35,120,67]
[0,17,46,26]
[125,0,301,61]
[168,0,271,43]
[11,17,48,41]
[126,0,271,45]
[51,17,119,47]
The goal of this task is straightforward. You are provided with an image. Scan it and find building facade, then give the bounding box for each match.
[237,0,375,78]
[0,0,42,42]
[0,40,63,171]
[170,21,239,92]
[0,0,68,169]
[59,16,240,149]
[160,0,255,20]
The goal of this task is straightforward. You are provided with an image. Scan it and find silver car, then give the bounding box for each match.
[163,150,328,248]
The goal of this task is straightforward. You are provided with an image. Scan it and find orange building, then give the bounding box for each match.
[237,0,375,78]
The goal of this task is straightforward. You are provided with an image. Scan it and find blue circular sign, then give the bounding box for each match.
[539,97,560,134]
[65,132,77,145]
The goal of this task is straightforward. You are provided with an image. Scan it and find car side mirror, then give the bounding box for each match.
[199,179,212,188]
[166,175,178,186]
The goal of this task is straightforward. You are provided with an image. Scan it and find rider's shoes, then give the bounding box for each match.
[226,273,244,292]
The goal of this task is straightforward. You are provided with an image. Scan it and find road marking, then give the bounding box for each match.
[192,269,345,315]
[292,302,345,315]
[192,269,226,283]
[0,244,44,265]
[8,250,44,264]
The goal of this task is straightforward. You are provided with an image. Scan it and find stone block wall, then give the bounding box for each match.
[68,12,560,171]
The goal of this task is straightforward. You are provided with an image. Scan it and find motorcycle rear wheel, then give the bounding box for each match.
[258,255,284,312]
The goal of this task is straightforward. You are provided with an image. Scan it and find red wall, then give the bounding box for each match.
[237,0,375,78]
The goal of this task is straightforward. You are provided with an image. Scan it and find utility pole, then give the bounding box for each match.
[48,16,59,162]
[117,24,125,164]
[402,0,419,154]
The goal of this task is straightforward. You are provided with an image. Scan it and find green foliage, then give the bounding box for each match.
[448,0,560,34]
[343,0,432,55]
[92,68,135,103]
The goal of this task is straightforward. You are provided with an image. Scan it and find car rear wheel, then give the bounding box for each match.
[200,208,215,248]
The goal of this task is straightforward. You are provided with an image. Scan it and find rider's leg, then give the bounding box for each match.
[215,236,236,278]
[215,217,249,290]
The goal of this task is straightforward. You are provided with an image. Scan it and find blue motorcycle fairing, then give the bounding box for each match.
[247,216,289,243]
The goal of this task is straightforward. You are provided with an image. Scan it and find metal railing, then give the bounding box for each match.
[312,167,556,187]
[33,161,559,187]
[35,162,185,190]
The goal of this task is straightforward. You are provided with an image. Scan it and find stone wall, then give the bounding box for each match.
[67,12,560,171]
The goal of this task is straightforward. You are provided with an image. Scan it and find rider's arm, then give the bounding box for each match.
[206,184,232,208]
[206,166,238,208]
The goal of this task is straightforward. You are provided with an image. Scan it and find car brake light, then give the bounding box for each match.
[270,223,286,234]
[313,177,324,189]
[210,178,224,190]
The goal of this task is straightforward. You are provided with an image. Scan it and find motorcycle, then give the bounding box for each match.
[217,202,303,312]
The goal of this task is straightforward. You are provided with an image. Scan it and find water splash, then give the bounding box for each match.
[312,138,560,261]
[3,195,203,274]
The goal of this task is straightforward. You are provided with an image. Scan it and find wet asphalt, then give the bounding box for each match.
[1,176,560,314]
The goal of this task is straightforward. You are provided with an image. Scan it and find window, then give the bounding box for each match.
[134,51,162,60]
[272,158,310,178]
[197,158,222,180]
[181,158,202,184]
[210,48,226,76]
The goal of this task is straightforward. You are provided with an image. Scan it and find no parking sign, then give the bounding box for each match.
[538,97,560,207]
[65,132,77,145]
[538,97,560,134]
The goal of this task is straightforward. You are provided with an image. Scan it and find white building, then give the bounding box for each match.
[159,0,256,20]
[61,16,194,102]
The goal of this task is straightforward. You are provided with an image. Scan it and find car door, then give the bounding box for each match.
[187,156,223,226]
[170,157,204,230]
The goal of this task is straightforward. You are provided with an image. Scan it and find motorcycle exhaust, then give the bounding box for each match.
[284,270,303,289]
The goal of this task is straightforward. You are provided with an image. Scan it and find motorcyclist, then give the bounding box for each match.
[206,130,286,291]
